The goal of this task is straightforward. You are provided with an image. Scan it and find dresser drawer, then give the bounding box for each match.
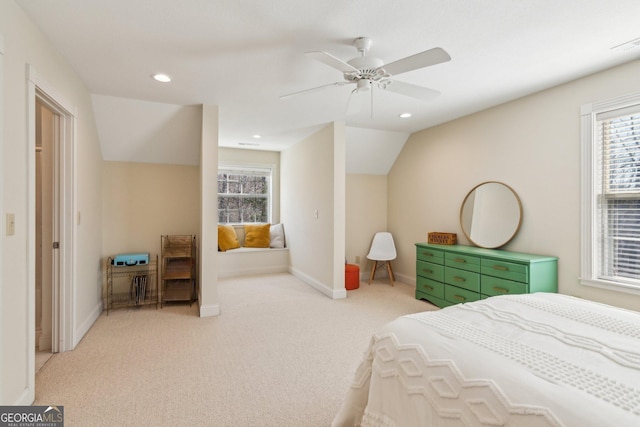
[445,252,480,273]
[481,259,528,283]
[445,285,480,304]
[416,260,444,281]
[415,243,557,309]
[481,276,527,297]
[444,267,480,292]
[416,276,445,299]
[417,247,444,264]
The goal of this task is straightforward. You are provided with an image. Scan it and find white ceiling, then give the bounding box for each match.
[16,0,640,171]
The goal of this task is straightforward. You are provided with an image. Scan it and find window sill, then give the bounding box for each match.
[580,277,640,296]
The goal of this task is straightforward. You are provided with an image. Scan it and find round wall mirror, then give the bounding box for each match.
[459,181,522,249]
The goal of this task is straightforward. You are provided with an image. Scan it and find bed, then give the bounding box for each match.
[332,293,640,426]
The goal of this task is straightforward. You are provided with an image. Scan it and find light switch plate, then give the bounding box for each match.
[6,213,15,236]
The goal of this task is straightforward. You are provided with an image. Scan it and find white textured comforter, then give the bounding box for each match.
[332,293,640,427]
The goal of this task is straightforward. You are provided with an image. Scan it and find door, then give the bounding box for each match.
[35,99,59,367]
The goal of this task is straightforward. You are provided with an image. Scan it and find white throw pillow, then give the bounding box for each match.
[270,223,285,248]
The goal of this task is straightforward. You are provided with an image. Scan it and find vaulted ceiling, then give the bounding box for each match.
[16,0,640,172]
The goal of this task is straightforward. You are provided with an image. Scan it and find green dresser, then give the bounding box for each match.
[415,243,557,308]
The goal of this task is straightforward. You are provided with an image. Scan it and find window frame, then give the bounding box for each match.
[217,162,274,225]
[580,90,640,295]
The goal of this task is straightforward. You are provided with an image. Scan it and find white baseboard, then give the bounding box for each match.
[14,387,32,406]
[73,301,102,349]
[289,267,346,300]
[38,331,52,351]
[394,271,416,287]
[359,269,415,288]
[332,288,347,299]
[360,267,391,282]
[218,264,289,278]
[199,302,220,317]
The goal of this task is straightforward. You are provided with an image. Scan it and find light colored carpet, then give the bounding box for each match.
[34,273,437,426]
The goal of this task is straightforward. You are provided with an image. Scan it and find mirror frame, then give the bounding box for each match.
[459,181,523,249]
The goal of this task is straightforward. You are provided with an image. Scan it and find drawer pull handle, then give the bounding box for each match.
[453,295,466,301]
[423,269,433,274]
[422,252,434,257]
[493,286,509,294]
[453,276,466,282]
[493,265,509,271]
[425,285,433,291]
[454,258,466,263]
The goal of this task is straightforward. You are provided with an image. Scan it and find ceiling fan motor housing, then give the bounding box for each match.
[345,56,386,81]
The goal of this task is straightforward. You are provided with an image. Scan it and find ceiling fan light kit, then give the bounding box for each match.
[281,37,451,115]
[356,79,372,91]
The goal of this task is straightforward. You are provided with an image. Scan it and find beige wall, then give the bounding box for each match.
[1,1,104,404]
[281,122,346,298]
[388,59,640,311]
[102,161,199,259]
[346,174,387,274]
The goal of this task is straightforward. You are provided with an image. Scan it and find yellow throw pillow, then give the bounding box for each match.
[218,225,240,252]
[244,224,271,248]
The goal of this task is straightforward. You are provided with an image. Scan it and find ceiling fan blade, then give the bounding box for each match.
[305,51,360,74]
[280,81,349,100]
[383,80,440,102]
[383,47,451,76]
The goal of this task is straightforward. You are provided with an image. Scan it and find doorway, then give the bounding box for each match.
[35,99,59,371]
[26,65,76,403]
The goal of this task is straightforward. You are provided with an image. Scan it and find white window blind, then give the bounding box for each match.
[595,107,640,286]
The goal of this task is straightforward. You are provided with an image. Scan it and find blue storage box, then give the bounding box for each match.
[112,253,149,267]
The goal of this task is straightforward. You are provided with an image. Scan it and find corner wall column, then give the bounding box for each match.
[199,105,219,317]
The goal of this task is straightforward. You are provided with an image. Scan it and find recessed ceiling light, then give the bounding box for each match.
[152,73,172,83]
[252,134,262,139]
[399,112,412,118]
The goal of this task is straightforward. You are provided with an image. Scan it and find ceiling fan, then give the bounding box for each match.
[281,37,451,114]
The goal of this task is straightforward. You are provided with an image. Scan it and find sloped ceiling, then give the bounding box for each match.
[93,94,408,173]
[345,127,408,175]
[92,95,202,165]
[18,0,640,173]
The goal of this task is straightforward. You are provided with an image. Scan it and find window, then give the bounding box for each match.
[218,165,272,224]
[581,92,640,294]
